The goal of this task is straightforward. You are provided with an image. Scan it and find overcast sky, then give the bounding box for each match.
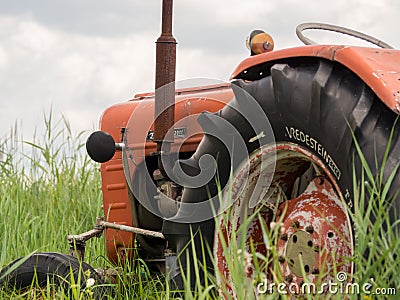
[1,0,399,142]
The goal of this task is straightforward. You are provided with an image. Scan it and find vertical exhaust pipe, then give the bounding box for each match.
[154,0,176,156]
[155,1,213,289]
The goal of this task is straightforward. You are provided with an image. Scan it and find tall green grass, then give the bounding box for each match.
[0,112,104,268]
[0,113,167,299]
[0,113,399,299]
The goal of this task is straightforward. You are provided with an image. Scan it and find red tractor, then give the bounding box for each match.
[1,1,399,298]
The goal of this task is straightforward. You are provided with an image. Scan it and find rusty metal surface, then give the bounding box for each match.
[154,0,177,146]
[230,45,400,114]
[68,217,104,260]
[67,217,165,261]
[214,143,353,299]
[276,177,352,289]
[100,221,165,239]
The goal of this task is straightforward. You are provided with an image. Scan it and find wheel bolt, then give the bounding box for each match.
[285,275,293,283]
[278,256,285,263]
[314,245,321,252]
[292,221,300,228]
[312,268,320,274]
[305,225,314,234]
[280,233,288,241]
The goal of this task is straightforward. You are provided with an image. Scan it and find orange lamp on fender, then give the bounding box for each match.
[246,29,274,55]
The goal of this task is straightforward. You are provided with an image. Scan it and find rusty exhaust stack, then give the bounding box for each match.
[154,0,176,155]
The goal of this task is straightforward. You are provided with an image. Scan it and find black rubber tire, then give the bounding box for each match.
[163,59,400,289]
[236,60,400,210]
[0,252,107,298]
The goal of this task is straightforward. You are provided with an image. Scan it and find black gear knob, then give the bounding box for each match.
[86,131,116,163]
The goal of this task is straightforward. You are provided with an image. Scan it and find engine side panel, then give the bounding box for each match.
[99,101,140,264]
[98,84,233,263]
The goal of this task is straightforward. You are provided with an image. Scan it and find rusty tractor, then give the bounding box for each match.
[1,1,399,298]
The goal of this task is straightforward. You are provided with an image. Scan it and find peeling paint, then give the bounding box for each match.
[214,144,354,299]
[249,131,266,143]
[372,72,380,79]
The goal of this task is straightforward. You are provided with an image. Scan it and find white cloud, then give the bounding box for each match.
[178,0,275,28]
[0,1,399,142]
[177,47,244,82]
[0,46,7,71]
[0,15,157,139]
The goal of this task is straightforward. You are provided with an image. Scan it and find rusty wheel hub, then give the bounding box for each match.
[214,145,354,298]
[276,177,352,285]
[285,230,316,277]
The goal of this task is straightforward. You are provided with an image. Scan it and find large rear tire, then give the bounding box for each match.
[232,60,400,210]
[165,60,400,292]
[214,60,400,296]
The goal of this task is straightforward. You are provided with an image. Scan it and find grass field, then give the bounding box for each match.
[0,114,399,299]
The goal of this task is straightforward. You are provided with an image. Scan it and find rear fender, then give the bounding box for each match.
[231,45,400,115]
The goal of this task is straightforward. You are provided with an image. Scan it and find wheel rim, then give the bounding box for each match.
[214,143,354,297]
